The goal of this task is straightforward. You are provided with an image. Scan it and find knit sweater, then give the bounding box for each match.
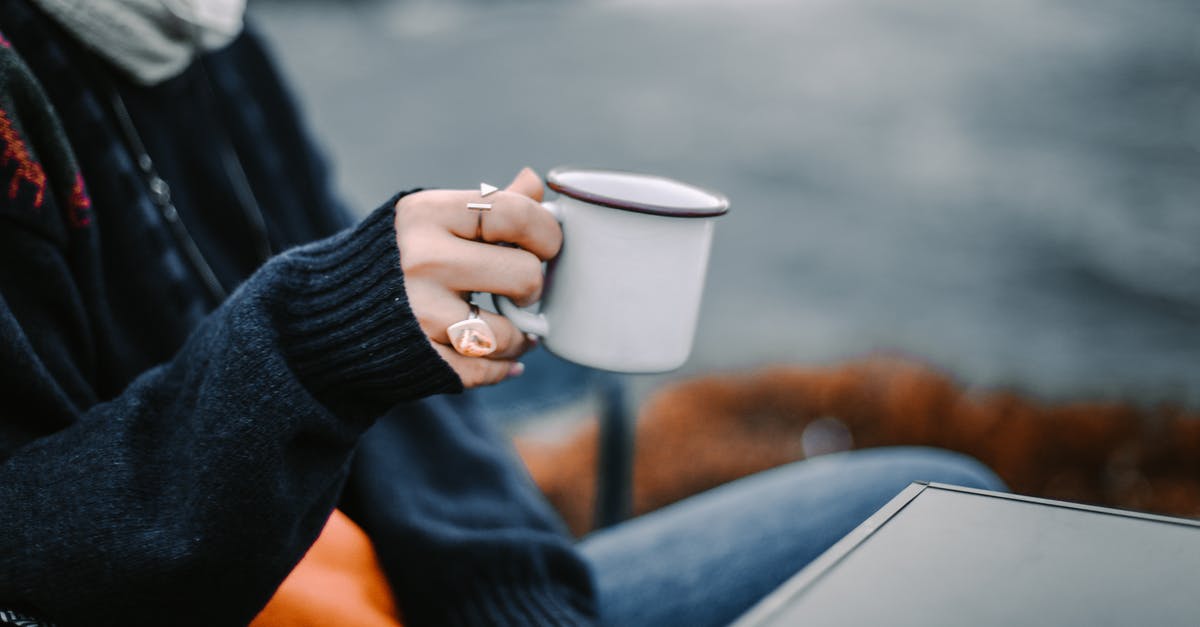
[0,1,594,625]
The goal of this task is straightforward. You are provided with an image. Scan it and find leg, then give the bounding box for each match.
[579,447,1004,627]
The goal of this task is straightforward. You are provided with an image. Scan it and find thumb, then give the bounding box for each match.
[506,167,544,202]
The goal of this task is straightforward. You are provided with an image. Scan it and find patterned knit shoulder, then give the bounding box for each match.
[0,27,91,242]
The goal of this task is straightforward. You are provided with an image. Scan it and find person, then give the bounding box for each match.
[0,1,1004,625]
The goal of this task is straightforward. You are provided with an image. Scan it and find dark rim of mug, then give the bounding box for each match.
[545,167,730,218]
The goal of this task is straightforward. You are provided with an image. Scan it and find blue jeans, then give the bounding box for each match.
[579,447,1005,626]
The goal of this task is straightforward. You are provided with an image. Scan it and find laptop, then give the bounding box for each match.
[734,482,1200,626]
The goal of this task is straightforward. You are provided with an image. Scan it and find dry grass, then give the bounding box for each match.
[517,357,1200,536]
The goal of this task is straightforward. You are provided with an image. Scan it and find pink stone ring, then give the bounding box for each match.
[447,304,497,357]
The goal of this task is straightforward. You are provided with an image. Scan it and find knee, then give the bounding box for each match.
[879,446,1006,492]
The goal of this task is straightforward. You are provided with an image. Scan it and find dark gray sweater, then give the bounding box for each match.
[0,2,594,625]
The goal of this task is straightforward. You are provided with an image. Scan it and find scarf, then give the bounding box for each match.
[28,0,245,85]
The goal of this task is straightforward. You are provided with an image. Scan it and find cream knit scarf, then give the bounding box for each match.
[29,0,246,85]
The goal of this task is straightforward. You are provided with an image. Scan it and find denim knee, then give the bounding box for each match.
[877,446,1007,492]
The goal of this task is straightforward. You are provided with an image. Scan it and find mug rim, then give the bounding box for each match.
[545,166,730,218]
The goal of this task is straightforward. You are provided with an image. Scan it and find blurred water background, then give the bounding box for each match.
[251,0,1200,409]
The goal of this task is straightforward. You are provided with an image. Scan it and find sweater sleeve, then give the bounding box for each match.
[0,196,461,626]
[343,396,599,627]
[0,54,463,623]
[0,32,596,627]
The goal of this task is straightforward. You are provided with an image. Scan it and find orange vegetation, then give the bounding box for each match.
[517,357,1200,536]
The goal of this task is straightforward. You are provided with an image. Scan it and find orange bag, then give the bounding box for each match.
[251,509,402,627]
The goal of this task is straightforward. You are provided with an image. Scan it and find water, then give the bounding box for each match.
[253,0,1200,407]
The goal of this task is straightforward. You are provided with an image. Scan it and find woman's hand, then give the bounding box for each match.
[394,168,561,388]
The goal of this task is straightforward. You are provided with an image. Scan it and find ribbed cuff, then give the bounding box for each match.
[269,194,462,414]
[405,576,595,627]
[438,581,595,627]
[393,543,597,627]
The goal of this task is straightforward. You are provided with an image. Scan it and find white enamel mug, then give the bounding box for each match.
[496,167,729,373]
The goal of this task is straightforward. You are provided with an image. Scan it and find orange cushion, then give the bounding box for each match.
[251,509,402,627]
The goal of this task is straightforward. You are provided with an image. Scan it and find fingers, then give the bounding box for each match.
[506,166,544,202]
[442,239,545,305]
[433,343,523,388]
[424,294,530,389]
[397,175,560,260]
[406,280,533,360]
[397,229,545,306]
[454,190,562,260]
[393,167,552,390]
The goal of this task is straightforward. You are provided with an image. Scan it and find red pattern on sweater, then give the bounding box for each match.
[1,107,46,208]
[68,172,91,227]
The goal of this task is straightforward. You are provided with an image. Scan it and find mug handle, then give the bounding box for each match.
[494,200,562,337]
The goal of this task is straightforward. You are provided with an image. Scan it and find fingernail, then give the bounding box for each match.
[525,333,540,346]
[508,362,526,378]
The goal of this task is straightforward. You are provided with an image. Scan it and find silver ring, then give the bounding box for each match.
[467,202,492,241]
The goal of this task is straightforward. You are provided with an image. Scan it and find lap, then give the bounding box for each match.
[579,447,1005,627]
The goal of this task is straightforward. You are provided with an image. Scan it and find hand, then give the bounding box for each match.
[394,168,561,388]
